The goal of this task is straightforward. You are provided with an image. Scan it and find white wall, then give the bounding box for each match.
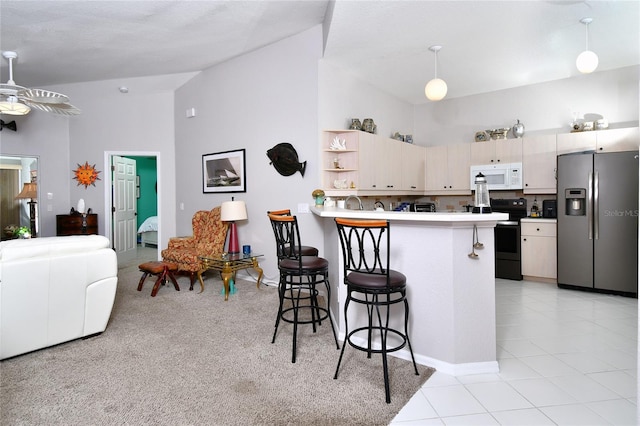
[173,25,323,283]
[62,76,182,250]
[414,65,639,146]
[318,60,414,138]
[5,73,194,248]
[0,113,70,236]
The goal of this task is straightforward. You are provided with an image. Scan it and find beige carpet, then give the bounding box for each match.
[0,257,434,425]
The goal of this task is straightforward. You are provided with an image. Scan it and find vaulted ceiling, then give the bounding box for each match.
[1,1,638,105]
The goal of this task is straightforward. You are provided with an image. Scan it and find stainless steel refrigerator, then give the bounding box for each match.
[557,150,638,295]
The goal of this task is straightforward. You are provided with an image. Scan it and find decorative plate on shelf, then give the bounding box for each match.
[474,131,488,142]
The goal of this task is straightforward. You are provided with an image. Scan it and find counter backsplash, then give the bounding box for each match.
[330,193,556,214]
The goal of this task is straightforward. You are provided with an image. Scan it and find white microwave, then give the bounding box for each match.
[470,162,523,190]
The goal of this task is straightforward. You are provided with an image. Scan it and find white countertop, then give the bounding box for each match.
[311,206,508,223]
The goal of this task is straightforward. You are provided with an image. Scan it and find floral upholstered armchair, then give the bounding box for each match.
[161,207,228,289]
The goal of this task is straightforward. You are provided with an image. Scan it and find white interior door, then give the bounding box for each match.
[112,155,137,264]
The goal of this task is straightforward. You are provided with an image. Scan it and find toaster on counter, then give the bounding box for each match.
[410,203,436,212]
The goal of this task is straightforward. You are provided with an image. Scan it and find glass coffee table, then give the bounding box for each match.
[197,253,264,301]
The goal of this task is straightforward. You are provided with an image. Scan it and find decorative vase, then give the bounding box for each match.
[362,118,376,133]
[350,118,362,130]
[511,119,525,138]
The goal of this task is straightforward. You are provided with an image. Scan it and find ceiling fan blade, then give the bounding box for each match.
[18,88,70,104]
[21,99,81,116]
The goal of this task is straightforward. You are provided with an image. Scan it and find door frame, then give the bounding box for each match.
[104,151,161,258]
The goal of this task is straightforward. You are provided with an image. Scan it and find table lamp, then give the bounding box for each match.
[221,199,248,254]
[15,182,38,237]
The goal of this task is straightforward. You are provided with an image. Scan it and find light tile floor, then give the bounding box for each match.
[391,278,638,425]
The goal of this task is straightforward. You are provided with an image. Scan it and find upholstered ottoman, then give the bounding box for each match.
[137,261,180,297]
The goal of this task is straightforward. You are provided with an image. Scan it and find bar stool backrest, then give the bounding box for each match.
[268,213,303,267]
[334,218,391,287]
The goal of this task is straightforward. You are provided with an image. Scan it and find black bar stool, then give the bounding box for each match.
[268,213,339,363]
[267,209,319,256]
[334,217,419,403]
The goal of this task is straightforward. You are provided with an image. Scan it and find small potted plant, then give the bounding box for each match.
[14,226,31,239]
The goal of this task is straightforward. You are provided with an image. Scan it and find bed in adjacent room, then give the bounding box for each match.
[137,215,158,247]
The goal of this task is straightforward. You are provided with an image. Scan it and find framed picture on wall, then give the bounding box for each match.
[202,149,246,193]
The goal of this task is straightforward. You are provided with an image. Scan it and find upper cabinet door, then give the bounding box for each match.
[375,136,402,191]
[596,127,639,153]
[401,143,426,191]
[470,140,496,165]
[357,132,377,190]
[425,145,448,191]
[557,131,597,155]
[495,138,523,164]
[522,134,557,194]
[448,143,471,191]
[470,139,522,165]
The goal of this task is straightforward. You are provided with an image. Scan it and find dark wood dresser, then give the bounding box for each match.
[56,214,98,236]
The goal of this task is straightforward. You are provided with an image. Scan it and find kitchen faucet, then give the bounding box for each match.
[344,195,363,210]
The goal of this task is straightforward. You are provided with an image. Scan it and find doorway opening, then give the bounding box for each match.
[104,151,160,266]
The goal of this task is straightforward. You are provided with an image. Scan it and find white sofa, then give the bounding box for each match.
[0,235,118,360]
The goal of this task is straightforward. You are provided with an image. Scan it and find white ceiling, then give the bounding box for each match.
[1,1,638,105]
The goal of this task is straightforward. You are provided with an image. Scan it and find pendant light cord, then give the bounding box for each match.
[584,21,589,51]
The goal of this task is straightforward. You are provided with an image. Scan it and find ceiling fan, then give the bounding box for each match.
[0,51,80,116]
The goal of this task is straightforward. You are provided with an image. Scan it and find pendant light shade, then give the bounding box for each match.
[576,18,598,74]
[425,45,447,101]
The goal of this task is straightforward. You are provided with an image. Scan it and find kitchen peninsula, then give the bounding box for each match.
[312,206,508,375]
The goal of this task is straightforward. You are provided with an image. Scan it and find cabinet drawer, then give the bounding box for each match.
[56,214,98,236]
[521,222,556,237]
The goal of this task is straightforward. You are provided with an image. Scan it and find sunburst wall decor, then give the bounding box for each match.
[73,161,101,188]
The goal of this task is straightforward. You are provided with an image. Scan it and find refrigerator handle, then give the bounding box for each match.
[593,171,599,240]
[588,171,593,240]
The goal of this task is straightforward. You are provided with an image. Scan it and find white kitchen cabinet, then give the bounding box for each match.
[556,127,639,155]
[521,219,557,281]
[401,142,426,191]
[522,134,557,194]
[595,127,639,152]
[556,131,596,155]
[425,143,471,194]
[374,135,402,191]
[358,134,402,192]
[321,130,405,196]
[470,138,522,165]
[356,131,377,191]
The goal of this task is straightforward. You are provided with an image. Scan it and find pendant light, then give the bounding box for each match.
[425,45,447,101]
[576,17,598,74]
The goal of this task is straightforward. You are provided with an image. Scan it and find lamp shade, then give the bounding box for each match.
[0,96,31,116]
[576,50,598,74]
[220,200,247,222]
[425,78,448,101]
[15,182,37,199]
